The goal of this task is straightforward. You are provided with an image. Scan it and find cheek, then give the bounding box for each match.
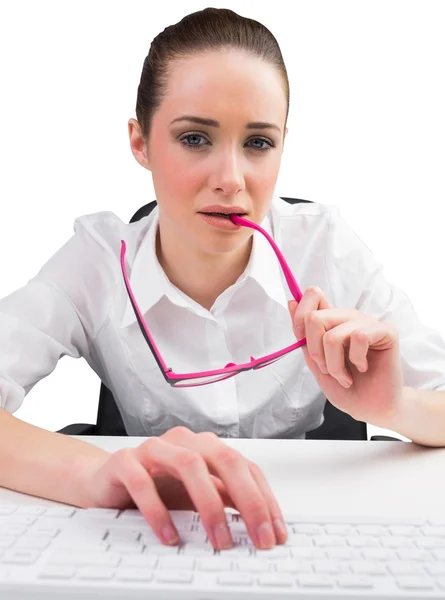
[152,146,200,195]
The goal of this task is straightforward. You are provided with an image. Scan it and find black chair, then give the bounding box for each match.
[57,197,400,442]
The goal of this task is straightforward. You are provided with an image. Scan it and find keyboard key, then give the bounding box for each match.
[156,571,193,583]
[312,560,342,574]
[38,566,76,580]
[0,505,17,516]
[325,524,356,536]
[362,548,396,561]
[198,557,233,571]
[182,543,215,556]
[15,537,52,550]
[236,558,269,572]
[397,549,432,561]
[1,549,41,564]
[337,574,374,589]
[275,559,312,573]
[326,548,361,560]
[381,536,412,549]
[356,525,387,536]
[159,556,195,570]
[388,561,424,575]
[350,560,387,575]
[27,526,60,538]
[217,573,253,586]
[388,525,419,536]
[256,546,290,558]
[291,547,324,559]
[116,568,154,582]
[48,551,121,567]
[15,506,47,517]
[347,535,379,548]
[313,535,346,547]
[292,524,323,535]
[425,563,445,576]
[396,575,435,590]
[0,525,27,536]
[258,573,293,587]
[108,543,143,555]
[76,508,120,519]
[42,507,76,518]
[421,525,445,537]
[120,555,157,569]
[77,567,116,580]
[297,574,335,588]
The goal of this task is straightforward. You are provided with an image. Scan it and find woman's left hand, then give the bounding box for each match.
[288,286,404,426]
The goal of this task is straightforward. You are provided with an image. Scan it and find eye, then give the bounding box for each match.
[180,133,208,149]
[179,133,275,152]
[246,137,274,152]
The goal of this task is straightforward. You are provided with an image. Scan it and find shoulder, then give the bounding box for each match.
[70,206,158,268]
[269,195,342,247]
[270,195,340,232]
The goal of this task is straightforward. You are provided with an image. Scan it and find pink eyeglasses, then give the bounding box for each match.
[120,214,307,387]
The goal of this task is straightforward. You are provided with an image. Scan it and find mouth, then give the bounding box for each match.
[198,212,247,220]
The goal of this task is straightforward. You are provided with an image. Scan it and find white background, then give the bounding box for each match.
[0,0,444,440]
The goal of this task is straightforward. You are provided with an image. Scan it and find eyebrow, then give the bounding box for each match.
[170,115,281,133]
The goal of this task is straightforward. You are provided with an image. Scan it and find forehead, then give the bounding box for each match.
[159,50,287,127]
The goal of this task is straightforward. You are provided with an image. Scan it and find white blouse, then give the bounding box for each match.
[1,196,445,438]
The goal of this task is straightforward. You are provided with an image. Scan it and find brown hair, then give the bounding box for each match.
[135,7,289,141]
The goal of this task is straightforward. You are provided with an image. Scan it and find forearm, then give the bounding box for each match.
[380,387,445,447]
[0,408,110,507]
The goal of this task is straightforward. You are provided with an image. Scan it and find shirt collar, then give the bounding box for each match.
[120,201,289,328]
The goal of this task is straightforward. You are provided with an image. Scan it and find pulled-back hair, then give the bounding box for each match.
[135,7,289,140]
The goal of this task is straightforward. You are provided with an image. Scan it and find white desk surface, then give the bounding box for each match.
[1,438,445,520]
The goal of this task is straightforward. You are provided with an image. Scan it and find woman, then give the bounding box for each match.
[1,7,445,553]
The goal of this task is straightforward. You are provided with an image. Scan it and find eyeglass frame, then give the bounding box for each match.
[120,213,307,387]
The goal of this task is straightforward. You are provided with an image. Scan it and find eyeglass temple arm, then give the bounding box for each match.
[230,215,303,302]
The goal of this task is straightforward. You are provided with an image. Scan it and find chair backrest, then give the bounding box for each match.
[95,197,367,440]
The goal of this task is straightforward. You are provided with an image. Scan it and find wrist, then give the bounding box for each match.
[373,386,415,431]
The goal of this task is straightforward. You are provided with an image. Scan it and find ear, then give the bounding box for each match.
[128,118,152,171]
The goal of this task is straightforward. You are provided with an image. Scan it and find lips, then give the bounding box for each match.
[198,205,248,219]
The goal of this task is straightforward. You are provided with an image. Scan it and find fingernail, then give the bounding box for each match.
[256,521,275,549]
[162,523,179,545]
[340,378,352,388]
[319,363,328,374]
[273,518,288,543]
[214,522,232,550]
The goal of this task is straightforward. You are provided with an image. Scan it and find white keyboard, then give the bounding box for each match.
[1,505,445,599]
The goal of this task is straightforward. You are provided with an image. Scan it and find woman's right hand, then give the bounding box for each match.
[80,426,287,551]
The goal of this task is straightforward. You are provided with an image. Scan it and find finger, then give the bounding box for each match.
[323,321,365,386]
[210,475,238,509]
[304,308,364,374]
[248,462,288,545]
[292,287,331,339]
[112,448,181,546]
[190,432,277,550]
[324,320,398,386]
[136,436,233,551]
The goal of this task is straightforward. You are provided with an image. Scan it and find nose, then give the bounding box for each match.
[209,147,245,196]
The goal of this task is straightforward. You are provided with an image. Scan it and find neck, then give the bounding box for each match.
[156,224,252,311]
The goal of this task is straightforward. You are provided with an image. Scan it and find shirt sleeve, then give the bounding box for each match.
[325,206,445,392]
[0,213,119,413]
